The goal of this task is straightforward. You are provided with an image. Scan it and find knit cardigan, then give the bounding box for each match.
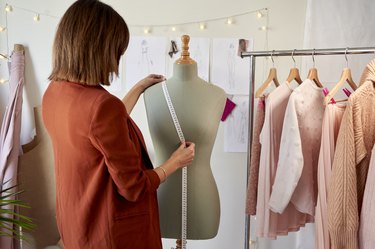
[328,59,375,249]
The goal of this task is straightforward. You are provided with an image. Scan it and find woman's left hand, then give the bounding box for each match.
[137,74,165,92]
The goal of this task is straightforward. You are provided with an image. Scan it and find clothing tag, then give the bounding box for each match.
[342,88,352,97]
[221,98,237,121]
[322,87,336,104]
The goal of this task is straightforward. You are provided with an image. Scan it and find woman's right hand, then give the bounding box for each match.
[155,142,195,183]
[169,142,195,169]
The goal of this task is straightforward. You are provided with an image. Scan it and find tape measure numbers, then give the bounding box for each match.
[161,81,188,249]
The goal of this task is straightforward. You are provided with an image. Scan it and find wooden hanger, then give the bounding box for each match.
[255,51,280,98]
[287,68,303,84]
[286,50,302,84]
[307,49,323,87]
[324,49,357,105]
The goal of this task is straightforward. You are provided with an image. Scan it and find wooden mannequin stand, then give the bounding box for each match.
[175,239,182,249]
[175,239,187,249]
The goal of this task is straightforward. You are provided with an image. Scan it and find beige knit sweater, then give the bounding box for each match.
[328,59,375,249]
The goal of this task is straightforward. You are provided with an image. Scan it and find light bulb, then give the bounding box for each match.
[33,14,40,22]
[171,26,176,32]
[0,79,8,84]
[143,28,150,34]
[226,18,233,25]
[199,23,206,30]
[259,26,267,31]
[0,26,6,32]
[5,4,13,12]
[256,11,263,18]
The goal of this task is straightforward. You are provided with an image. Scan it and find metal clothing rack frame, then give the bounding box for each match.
[241,47,375,249]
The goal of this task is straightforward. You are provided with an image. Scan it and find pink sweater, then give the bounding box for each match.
[328,59,375,249]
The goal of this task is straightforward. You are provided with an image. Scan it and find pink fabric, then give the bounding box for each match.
[221,97,236,121]
[359,145,375,249]
[315,104,345,249]
[0,50,25,248]
[246,96,266,215]
[256,82,313,239]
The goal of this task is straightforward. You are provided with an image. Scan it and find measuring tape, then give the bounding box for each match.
[162,81,188,249]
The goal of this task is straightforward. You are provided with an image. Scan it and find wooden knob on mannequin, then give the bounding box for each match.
[14,44,24,54]
[175,35,196,65]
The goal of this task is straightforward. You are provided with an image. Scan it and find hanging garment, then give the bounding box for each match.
[269,79,325,216]
[359,144,375,249]
[328,78,375,249]
[246,96,266,215]
[359,58,375,87]
[256,82,313,239]
[315,104,346,249]
[0,50,25,249]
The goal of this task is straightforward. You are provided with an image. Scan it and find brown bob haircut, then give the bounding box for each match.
[49,0,129,86]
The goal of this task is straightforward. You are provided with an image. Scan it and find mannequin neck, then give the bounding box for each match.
[171,63,198,81]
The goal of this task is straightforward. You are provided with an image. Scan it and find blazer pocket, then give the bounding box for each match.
[114,210,149,221]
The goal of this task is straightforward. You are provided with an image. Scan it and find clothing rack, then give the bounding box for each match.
[241,47,375,249]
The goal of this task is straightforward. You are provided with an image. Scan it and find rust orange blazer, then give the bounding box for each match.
[42,81,162,249]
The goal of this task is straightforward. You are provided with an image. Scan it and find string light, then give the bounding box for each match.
[33,13,40,22]
[143,27,151,34]
[0,54,7,60]
[129,7,267,32]
[226,18,234,25]
[0,26,6,32]
[1,4,268,32]
[5,4,13,12]
[259,26,267,31]
[256,11,263,18]
[0,79,8,84]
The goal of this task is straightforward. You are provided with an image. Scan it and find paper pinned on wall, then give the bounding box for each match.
[124,36,167,91]
[212,38,252,95]
[224,95,249,153]
[166,37,210,81]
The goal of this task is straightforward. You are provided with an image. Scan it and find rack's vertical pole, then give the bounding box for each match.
[244,55,256,249]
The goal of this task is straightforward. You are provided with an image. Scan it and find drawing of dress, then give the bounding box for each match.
[227,43,236,90]
[237,101,248,144]
[138,39,153,76]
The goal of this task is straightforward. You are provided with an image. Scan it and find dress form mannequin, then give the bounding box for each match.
[144,35,226,240]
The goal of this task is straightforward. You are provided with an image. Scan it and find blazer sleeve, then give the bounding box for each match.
[269,93,304,214]
[328,102,360,249]
[89,94,160,202]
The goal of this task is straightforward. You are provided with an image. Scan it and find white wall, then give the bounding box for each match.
[0,0,309,248]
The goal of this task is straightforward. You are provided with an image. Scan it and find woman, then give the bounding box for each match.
[42,0,195,248]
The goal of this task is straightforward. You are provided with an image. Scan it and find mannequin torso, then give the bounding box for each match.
[144,63,226,239]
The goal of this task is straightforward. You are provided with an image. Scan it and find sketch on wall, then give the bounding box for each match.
[125,36,167,91]
[212,38,253,94]
[224,95,249,153]
[166,37,210,81]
